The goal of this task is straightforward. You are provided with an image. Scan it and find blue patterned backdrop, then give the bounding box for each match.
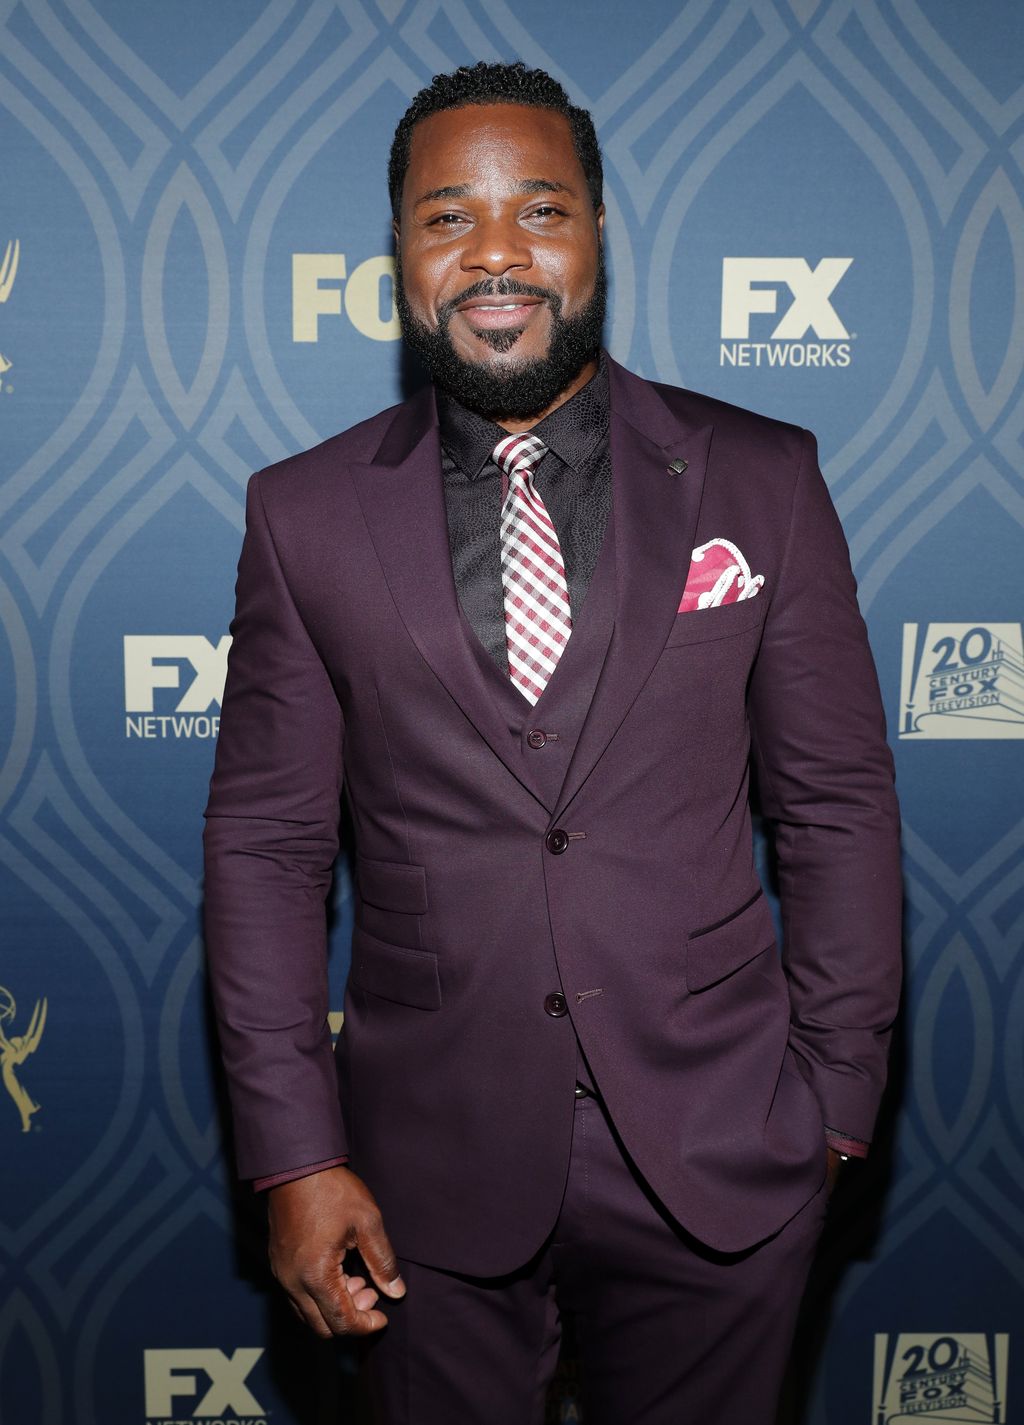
[2,2,1022,1421]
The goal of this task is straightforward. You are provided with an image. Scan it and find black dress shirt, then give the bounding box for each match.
[438,351,612,675]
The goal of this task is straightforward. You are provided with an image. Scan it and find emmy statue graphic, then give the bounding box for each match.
[0,238,19,374]
[0,985,46,1133]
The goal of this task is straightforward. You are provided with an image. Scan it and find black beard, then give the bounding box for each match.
[394,250,607,421]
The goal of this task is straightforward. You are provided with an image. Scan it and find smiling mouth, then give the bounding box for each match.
[456,298,545,331]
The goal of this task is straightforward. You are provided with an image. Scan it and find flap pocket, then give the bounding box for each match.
[348,926,441,1010]
[356,855,428,914]
[686,889,777,992]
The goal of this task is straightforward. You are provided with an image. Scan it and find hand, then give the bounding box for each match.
[267,1165,405,1338]
[825,1146,844,1197]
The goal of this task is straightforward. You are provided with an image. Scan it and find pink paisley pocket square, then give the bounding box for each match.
[678,538,765,613]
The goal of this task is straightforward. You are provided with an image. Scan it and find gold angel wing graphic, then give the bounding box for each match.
[0,990,46,1132]
[0,238,19,374]
[0,239,20,301]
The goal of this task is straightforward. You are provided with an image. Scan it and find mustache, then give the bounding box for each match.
[437,278,556,325]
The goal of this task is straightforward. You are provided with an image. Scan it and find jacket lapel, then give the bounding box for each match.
[550,358,712,823]
[349,386,552,813]
[349,358,713,825]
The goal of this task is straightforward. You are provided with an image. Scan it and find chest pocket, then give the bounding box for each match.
[661,594,767,650]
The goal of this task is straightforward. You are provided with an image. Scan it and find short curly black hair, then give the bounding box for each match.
[388,61,603,221]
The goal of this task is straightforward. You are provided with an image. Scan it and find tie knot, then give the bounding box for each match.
[493,432,547,479]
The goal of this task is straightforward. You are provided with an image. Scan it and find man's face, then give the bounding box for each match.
[393,102,605,423]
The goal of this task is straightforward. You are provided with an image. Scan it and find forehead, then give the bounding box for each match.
[404,103,582,194]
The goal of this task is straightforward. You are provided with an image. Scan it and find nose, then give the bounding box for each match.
[459,215,532,278]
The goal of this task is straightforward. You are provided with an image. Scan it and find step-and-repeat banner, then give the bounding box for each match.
[2,2,1022,1421]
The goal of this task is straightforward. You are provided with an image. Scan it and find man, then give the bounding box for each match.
[203,61,902,1424]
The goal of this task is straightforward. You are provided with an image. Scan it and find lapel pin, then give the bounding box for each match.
[667,459,688,476]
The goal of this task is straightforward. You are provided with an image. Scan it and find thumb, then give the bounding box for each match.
[358,1212,406,1299]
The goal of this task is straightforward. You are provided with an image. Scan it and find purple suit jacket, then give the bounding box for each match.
[203,355,902,1272]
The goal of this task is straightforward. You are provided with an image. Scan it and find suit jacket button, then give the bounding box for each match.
[545,828,569,854]
[544,992,568,1017]
[527,729,547,749]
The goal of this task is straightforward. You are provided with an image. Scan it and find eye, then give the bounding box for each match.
[528,205,566,219]
[428,211,468,226]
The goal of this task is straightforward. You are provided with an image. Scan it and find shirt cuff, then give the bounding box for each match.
[253,1156,349,1192]
[824,1127,869,1159]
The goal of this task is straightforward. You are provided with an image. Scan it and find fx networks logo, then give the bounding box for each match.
[899,623,1024,739]
[0,238,19,381]
[293,253,400,343]
[124,636,230,741]
[144,1348,266,1424]
[720,257,852,369]
[0,984,46,1134]
[873,1333,1008,1423]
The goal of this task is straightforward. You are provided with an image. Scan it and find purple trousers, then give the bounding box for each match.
[363,1089,827,1424]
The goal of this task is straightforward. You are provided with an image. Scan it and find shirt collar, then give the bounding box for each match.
[438,348,610,480]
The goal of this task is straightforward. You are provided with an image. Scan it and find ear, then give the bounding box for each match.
[391,217,400,247]
[595,203,605,240]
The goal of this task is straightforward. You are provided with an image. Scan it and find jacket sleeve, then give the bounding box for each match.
[203,470,347,1180]
[747,429,903,1145]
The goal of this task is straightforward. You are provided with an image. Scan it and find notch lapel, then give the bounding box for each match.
[550,361,712,823]
[350,388,552,813]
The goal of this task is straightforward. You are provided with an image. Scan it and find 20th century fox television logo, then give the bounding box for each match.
[873,1333,1008,1423]
[899,624,1024,739]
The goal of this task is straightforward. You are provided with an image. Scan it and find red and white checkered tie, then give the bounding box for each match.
[493,432,573,705]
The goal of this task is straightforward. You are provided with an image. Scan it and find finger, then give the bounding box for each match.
[345,1275,380,1308]
[357,1213,406,1299]
[343,1274,379,1306]
[285,1287,336,1341]
[305,1271,390,1337]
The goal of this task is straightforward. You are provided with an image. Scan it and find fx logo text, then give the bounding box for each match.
[720,258,852,340]
[143,1347,265,1417]
[124,636,230,714]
